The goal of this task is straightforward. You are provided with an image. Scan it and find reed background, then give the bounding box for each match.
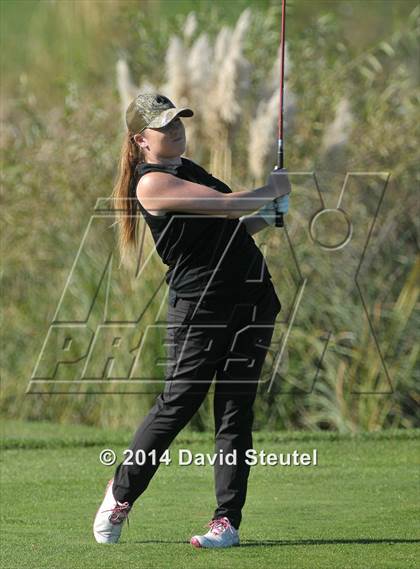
[1,0,418,433]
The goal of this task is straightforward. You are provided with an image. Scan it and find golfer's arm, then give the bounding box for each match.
[137,173,281,218]
[222,186,283,218]
[239,213,269,236]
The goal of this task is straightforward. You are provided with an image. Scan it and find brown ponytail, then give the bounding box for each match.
[111,132,145,266]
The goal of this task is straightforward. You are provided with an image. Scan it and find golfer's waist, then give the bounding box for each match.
[169,280,273,308]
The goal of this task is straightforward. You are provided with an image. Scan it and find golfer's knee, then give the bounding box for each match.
[160,384,209,413]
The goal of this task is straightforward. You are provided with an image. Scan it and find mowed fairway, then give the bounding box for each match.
[1,422,419,569]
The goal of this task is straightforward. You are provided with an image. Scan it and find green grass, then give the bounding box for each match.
[1,422,419,568]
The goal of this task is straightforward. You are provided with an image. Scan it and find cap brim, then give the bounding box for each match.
[147,107,194,129]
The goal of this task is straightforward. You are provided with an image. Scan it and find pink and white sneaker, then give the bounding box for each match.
[93,479,131,544]
[190,516,240,548]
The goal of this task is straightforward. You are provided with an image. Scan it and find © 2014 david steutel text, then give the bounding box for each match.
[119,448,318,467]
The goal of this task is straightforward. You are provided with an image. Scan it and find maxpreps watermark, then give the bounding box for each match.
[99,448,318,467]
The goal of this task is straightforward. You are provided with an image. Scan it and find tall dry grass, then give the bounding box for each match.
[120,8,253,182]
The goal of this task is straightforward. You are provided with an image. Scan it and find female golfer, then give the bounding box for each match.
[93,93,290,548]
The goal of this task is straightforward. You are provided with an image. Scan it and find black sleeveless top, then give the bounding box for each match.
[133,157,273,302]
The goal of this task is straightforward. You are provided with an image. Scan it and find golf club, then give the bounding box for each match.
[275,0,287,228]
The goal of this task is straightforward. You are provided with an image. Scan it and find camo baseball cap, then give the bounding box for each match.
[125,93,194,134]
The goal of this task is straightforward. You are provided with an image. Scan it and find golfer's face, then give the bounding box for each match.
[147,117,186,157]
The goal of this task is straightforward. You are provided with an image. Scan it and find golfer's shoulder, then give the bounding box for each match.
[137,168,179,193]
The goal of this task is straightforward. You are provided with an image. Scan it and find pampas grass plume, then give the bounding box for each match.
[321,97,353,151]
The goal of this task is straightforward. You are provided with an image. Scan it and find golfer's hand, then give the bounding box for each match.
[266,168,291,198]
[259,195,289,226]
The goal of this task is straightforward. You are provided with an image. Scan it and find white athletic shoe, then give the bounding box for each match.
[190,516,240,548]
[93,479,131,544]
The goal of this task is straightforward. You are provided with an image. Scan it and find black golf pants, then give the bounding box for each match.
[112,284,281,530]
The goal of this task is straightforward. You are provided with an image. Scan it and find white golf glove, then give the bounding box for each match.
[259,195,290,226]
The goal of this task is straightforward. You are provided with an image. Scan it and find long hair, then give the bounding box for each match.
[111,132,145,266]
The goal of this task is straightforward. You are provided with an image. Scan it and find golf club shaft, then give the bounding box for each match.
[275,0,286,228]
